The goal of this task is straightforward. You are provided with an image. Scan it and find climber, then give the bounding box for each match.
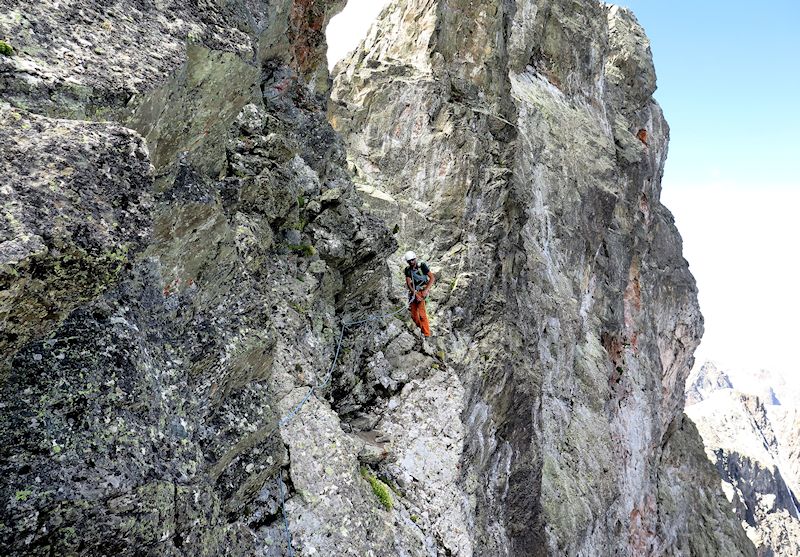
[403,251,435,337]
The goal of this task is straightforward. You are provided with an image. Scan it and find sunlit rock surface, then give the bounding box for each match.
[686,364,800,556]
[0,0,757,555]
[685,361,734,406]
[331,0,754,554]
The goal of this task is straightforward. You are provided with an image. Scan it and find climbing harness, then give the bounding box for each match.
[271,291,414,554]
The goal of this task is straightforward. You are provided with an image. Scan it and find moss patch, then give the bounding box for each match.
[360,467,393,511]
[287,243,315,256]
[0,40,14,56]
[15,489,33,501]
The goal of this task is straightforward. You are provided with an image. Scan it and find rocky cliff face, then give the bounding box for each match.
[686,365,800,556]
[1,0,754,555]
[774,407,800,504]
[1,1,407,555]
[331,0,754,554]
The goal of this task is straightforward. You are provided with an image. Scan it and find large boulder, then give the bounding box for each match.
[0,104,153,370]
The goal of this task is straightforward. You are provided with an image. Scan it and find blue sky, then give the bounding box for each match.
[620,1,800,383]
[328,1,800,385]
[620,0,800,189]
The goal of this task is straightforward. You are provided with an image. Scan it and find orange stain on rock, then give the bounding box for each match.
[289,0,328,76]
[629,496,657,554]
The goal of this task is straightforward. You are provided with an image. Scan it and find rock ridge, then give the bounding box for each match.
[686,364,800,555]
[0,0,758,555]
[332,0,755,554]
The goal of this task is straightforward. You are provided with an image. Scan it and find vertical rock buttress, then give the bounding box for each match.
[0,1,432,555]
[331,0,756,554]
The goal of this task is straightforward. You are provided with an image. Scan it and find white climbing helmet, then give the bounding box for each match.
[404,250,417,262]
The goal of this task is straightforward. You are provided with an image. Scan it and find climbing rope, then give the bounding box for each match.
[277,474,294,557]
[279,298,412,425]
[273,287,416,554]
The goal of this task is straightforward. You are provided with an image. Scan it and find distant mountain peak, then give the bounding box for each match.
[686,360,734,405]
[685,360,800,554]
[685,361,791,407]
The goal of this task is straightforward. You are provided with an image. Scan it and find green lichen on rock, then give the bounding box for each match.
[0,105,153,369]
[287,243,316,256]
[14,489,32,501]
[0,40,13,56]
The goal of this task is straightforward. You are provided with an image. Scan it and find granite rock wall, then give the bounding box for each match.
[0,0,757,555]
[331,0,755,554]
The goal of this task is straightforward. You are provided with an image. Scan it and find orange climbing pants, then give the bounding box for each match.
[409,298,431,337]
